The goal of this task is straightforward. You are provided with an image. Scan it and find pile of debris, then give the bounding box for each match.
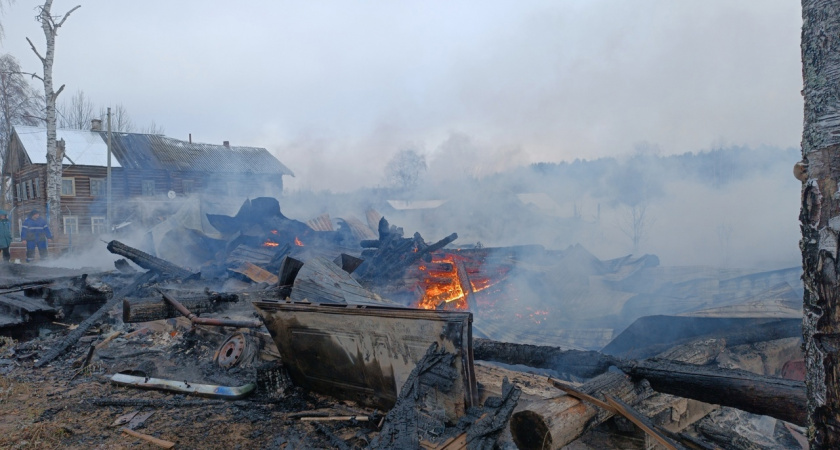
[0,197,809,449]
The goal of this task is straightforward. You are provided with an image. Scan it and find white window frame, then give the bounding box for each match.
[142,180,155,197]
[61,177,76,197]
[63,215,79,235]
[34,177,41,198]
[91,216,106,234]
[182,179,194,195]
[90,178,105,197]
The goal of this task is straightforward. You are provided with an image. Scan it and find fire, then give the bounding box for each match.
[294,237,304,247]
[262,240,279,247]
[412,250,510,311]
[415,254,469,310]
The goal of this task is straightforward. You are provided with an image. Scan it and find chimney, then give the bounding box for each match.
[91,119,102,131]
[223,141,230,148]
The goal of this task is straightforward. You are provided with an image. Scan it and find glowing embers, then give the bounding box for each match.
[416,254,468,310]
[261,229,304,248]
[413,251,507,311]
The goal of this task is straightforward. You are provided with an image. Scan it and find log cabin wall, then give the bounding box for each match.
[11,164,128,250]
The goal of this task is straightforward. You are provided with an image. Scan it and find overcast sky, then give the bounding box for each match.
[1,1,803,191]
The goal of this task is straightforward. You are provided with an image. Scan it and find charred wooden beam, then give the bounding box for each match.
[106,240,195,280]
[123,291,238,323]
[472,338,619,380]
[617,358,807,426]
[35,271,156,368]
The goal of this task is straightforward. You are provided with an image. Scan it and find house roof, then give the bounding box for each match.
[13,125,121,167]
[10,126,293,176]
[103,132,294,176]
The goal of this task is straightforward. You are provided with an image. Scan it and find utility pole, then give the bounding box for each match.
[107,107,112,231]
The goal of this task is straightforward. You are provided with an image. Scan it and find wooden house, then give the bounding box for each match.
[5,124,293,253]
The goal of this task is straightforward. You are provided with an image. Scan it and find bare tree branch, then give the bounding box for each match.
[25,37,45,63]
[55,5,80,30]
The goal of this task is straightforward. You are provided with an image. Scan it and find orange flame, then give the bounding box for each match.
[294,237,304,247]
[415,254,469,310]
[263,240,279,247]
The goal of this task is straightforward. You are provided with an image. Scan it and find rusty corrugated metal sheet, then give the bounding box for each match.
[341,216,377,240]
[103,132,294,176]
[306,214,333,231]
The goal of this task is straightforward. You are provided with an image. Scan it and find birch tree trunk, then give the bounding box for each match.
[800,1,840,447]
[26,0,80,233]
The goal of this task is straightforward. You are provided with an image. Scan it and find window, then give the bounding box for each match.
[182,180,194,195]
[142,180,155,197]
[20,181,27,201]
[91,216,106,234]
[34,177,41,198]
[26,180,32,200]
[63,216,78,235]
[15,183,20,201]
[61,177,76,196]
[90,178,105,197]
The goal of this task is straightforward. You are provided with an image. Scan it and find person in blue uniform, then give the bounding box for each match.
[21,209,51,262]
[0,210,11,262]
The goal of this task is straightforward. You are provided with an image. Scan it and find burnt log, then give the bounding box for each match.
[509,338,724,449]
[106,240,195,280]
[123,291,238,323]
[617,358,807,426]
[473,338,619,380]
[510,371,649,450]
[35,271,156,368]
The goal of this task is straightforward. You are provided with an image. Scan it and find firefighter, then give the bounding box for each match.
[21,209,51,262]
[0,210,11,262]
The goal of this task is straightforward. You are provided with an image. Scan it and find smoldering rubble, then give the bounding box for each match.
[0,197,808,449]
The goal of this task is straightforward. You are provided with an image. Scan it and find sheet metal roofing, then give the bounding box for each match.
[13,125,121,167]
[103,132,293,176]
[12,126,292,176]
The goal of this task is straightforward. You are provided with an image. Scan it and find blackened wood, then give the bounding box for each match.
[333,253,364,274]
[106,240,194,279]
[122,291,238,323]
[360,239,380,248]
[278,256,304,286]
[35,271,156,368]
[604,395,684,450]
[472,338,619,379]
[617,358,807,425]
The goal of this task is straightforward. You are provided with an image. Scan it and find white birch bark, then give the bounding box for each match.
[26,0,79,231]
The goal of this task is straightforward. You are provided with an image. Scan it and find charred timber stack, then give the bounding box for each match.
[123,290,239,323]
[354,217,457,283]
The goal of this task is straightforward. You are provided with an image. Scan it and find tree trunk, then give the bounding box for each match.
[27,1,81,234]
[800,1,840,447]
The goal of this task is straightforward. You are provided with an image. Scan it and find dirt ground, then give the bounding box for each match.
[0,323,381,450]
